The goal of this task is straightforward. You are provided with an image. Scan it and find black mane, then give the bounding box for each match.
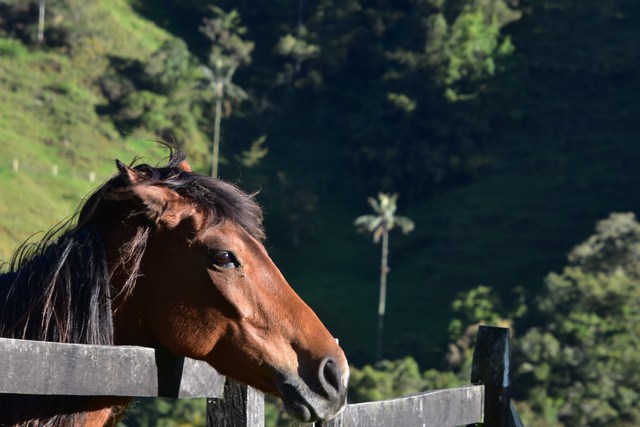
[0,226,112,344]
[0,215,115,425]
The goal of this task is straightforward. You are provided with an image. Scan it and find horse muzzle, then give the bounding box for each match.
[277,356,349,422]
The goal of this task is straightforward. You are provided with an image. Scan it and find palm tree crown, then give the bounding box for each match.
[354,193,415,242]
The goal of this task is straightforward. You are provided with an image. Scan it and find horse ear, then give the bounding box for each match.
[107,160,194,228]
[178,160,192,172]
[115,159,147,184]
[133,185,192,228]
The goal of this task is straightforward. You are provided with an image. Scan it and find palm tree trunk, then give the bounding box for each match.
[376,229,389,361]
[211,81,223,178]
[37,0,45,43]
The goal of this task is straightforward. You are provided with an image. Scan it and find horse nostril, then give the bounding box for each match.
[319,357,343,398]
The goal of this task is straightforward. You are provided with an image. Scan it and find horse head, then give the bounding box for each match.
[87,152,348,422]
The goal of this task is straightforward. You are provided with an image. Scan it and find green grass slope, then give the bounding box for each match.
[0,0,172,260]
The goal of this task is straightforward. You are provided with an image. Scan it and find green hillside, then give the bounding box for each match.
[0,0,171,259]
[2,0,640,370]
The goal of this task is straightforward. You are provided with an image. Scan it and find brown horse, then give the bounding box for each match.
[0,149,348,426]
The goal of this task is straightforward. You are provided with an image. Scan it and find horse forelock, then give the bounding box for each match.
[174,176,266,242]
[112,148,266,241]
[164,158,265,241]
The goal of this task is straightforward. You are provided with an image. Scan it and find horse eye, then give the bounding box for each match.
[210,250,238,268]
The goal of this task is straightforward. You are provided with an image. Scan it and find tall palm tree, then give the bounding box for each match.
[201,64,247,178]
[355,193,414,361]
[200,7,253,177]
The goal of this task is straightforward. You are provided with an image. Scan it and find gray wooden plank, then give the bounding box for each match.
[0,337,225,398]
[317,385,484,427]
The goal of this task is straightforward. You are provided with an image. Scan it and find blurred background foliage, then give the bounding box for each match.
[1,0,640,425]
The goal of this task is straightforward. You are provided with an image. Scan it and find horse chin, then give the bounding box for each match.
[276,378,348,423]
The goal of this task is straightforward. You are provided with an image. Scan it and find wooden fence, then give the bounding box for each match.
[4,158,103,183]
[0,326,523,426]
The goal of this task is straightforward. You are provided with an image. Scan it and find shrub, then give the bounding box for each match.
[0,37,28,59]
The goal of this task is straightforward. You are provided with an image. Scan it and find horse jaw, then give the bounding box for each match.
[206,329,349,422]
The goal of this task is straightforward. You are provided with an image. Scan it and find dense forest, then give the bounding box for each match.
[1,0,640,425]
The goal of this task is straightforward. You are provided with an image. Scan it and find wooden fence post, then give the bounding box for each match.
[207,380,264,427]
[469,325,512,427]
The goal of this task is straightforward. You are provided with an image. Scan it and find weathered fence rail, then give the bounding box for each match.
[0,326,523,426]
[0,337,224,398]
[318,385,484,427]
